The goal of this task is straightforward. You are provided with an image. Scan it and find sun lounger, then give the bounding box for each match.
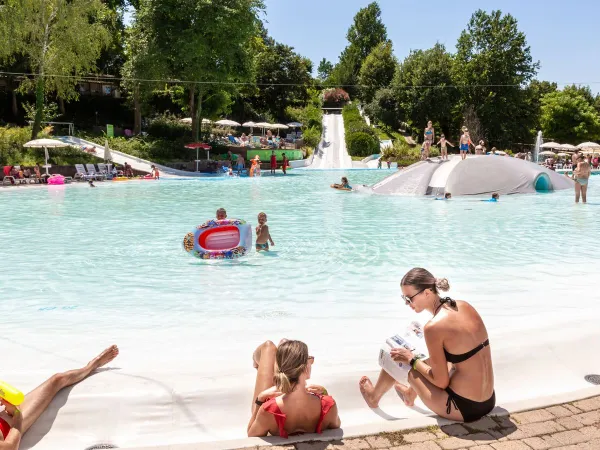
[74,164,90,181]
[85,164,106,181]
[2,176,15,186]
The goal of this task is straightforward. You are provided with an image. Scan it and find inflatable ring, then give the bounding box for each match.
[0,380,24,405]
[183,219,252,260]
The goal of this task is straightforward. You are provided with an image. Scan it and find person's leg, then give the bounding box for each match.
[575,183,581,203]
[395,370,463,421]
[582,184,588,203]
[359,369,397,408]
[251,341,277,412]
[20,345,118,434]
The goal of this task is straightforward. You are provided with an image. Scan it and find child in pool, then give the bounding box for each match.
[435,193,451,200]
[331,177,352,190]
[216,208,227,220]
[483,193,499,202]
[255,212,275,252]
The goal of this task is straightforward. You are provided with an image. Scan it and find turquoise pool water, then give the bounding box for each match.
[2,170,600,448]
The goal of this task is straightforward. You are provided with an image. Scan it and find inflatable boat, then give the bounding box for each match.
[183,219,252,260]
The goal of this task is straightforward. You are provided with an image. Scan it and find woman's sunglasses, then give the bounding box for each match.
[402,289,426,305]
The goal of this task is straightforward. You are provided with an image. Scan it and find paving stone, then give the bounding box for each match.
[436,437,477,449]
[572,411,600,426]
[471,446,495,450]
[486,430,509,442]
[572,397,600,412]
[327,439,370,450]
[297,444,328,450]
[511,409,555,425]
[435,430,448,439]
[521,435,562,449]
[258,446,294,450]
[466,417,500,432]
[551,430,588,445]
[579,425,600,438]
[365,436,392,448]
[403,432,438,443]
[555,416,584,430]
[544,405,573,418]
[563,404,582,414]
[493,416,518,430]
[506,420,564,440]
[390,442,441,450]
[490,442,532,450]
[441,424,470,437]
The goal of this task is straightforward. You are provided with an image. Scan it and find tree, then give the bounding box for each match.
[364,87,400,129]
[317,59,334,82]
[134,0,265,140]
[0,0,110,139]
[454,10,539,146]
[540,87,600,143]
[358,41,396,104]
[392,43,458,136]
[329,2,387,97]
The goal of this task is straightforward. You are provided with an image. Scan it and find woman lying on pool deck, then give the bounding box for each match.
[0,346,119,447]
[247,340,341,437]
[360,268,495,423]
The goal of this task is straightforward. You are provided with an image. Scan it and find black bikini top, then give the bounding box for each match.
[436,297,490,364]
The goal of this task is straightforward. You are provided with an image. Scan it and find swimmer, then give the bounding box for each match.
[0,346,119,446]
[435,193,452,200]
[255,212,274,252]
[483,193,500,202]
[475,140,486,156]
[436,135,454,160]
[359,268,494,423]
[88,180,95,188]
[331,177,352,191]
[216,208,227,220]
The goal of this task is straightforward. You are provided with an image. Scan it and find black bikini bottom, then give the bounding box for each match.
[445,387,496,422]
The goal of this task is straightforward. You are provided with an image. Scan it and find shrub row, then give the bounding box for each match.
[342,104,379,157]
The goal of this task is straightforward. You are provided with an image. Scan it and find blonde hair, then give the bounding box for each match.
[401,267,450,294]
[274,340,309,394]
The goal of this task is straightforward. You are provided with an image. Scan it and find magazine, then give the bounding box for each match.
[378,321,429,383]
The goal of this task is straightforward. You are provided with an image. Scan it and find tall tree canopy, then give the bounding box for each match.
[0,0,111,138]
[317,58,333,82]
[358,41,396,104]
[454,10,539,146]
[540,86,600,143]
[329,2,387,97]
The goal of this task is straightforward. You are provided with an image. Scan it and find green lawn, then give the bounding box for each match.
[373,125,404,142]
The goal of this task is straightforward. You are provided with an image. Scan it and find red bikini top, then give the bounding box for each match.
[0,417,10,440]
[262,394,335,438]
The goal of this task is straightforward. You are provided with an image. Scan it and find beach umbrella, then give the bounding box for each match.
[559,143,577,151]
[242,121,256,133]
[254,122,273,135]
[271,123,289,136]
[215,119,241,127]
[23,138,70,175]
[185,143,212,171]
[104,139,113,162]
[180,117,192,124]
[557,152,569,157]
[539,150,556,157]
[577,141,600,149]
[287,122,303,128]
[541,141,561,149]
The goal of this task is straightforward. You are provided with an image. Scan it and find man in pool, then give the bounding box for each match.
[216,208,227,220]
[255,212,274,252]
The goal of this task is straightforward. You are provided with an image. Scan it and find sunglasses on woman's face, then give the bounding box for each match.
[401,289,426,305]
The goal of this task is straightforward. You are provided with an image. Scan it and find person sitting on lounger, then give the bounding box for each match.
[0,346,119,447]
[247,340,341,437]
[359,268,495,423]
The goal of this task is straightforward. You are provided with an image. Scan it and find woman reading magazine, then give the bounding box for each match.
[359,268,495,422]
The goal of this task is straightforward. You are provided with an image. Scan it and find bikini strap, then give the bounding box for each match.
[445,389,458,415]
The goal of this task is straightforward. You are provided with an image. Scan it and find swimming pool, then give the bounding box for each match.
[1,170,600,449]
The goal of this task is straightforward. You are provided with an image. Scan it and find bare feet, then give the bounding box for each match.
[88,345,119,372]
[394,382,417,407]
[359,376,380,408]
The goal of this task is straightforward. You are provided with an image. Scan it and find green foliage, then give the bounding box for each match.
[329,2,387,98]
[87,135,193,164]
[301,126,322,149]
[317,58,334,82]
[286,88,323,150]
[454,9,539,145]
[364,88,399,129]
[147,114,192,140]
[393,44,457,136]
[381,139,420,162]
[342,104,379,157]
[540,86,600,143]
[358,41,396,104]
[0,0,111,138]
[22,101,60,124]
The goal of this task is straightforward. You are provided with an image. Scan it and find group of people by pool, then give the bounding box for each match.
[226,150,290,177]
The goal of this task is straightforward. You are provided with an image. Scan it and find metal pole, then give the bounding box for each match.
[196,149,199,172]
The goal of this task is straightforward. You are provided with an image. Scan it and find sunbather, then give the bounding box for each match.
[247,340,340,437]
[0,346,119,446]
[359,268,495,423]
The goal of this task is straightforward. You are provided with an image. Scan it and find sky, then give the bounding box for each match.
[261,0,600,93]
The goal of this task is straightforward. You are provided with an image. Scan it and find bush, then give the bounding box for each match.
[342,104,379,157]
[322,88,350,105]
[302,126,321,148]
[147,114,191,139]
[381,139,420,163]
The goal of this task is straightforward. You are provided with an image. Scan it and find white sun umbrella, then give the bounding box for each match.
[104,139,113,162]
[557,152,568,157]
[541,141,561,149]
[23,138,69,175]
[180,117,192,124]
[255,122,273,135]
[271,123,289,136]
[539,150,557,157]
[287,122,303,128]
[242,121,256,133]
[559,143,577,151]
[215,119,241,127]
[577,141,600,149]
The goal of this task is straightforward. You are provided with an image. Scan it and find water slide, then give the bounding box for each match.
[59,136,214,178]
[306,114,354,169]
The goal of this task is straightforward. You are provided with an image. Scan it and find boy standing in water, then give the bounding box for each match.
[459,127,472,161]
[255,212,275,252]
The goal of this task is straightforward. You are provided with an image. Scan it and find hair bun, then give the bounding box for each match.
[435,278,450,292]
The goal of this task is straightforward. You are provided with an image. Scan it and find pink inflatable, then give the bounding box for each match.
[47,174,65,185]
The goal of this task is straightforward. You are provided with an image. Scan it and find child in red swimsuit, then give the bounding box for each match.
[270,151,277,175]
